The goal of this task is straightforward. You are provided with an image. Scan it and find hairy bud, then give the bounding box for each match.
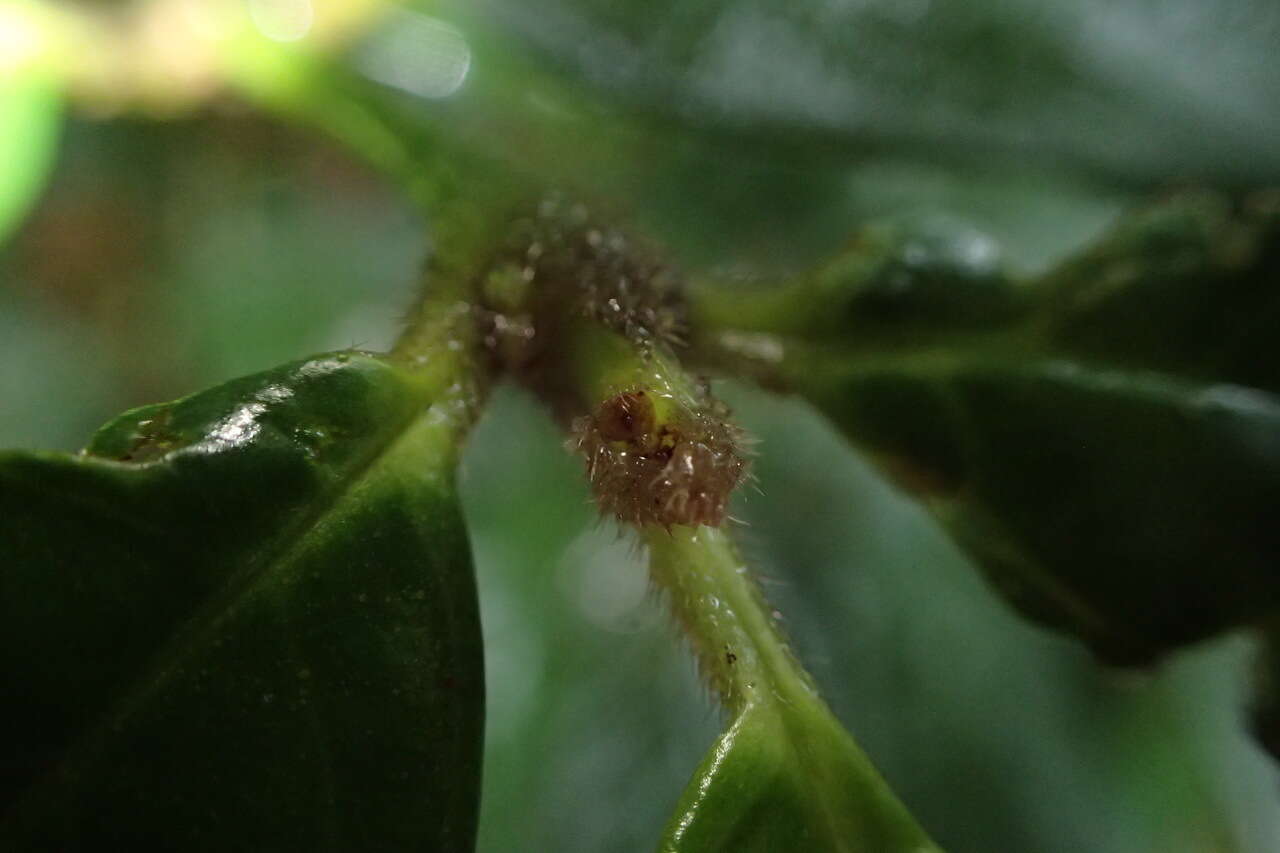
[571,388,748,528]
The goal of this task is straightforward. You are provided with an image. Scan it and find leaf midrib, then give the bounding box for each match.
[5,389,452,831]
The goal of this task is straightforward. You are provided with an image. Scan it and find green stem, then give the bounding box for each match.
[558,321,699,418]
[553,319,817,713]
[645,526,814,714]
[388,243,492,438]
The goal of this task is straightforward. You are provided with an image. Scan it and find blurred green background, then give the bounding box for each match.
[2,0,1279,850]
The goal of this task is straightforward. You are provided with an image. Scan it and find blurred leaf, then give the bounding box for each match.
[0,60,60,244]
[455,0,1280,184]
[0,351,484,849]
[725,385,1278,853]
[286,3,1125,282]
[1038,191,1280,388]
[692,190,1280,666]
[832,358,1280,666]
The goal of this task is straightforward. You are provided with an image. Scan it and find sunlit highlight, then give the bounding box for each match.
[248,0,314,43]
[356,10,470,99]
[0,4,44,74]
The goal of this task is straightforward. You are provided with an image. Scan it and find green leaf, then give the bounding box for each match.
[648,528,941,853]
[659,697,941,853]
[813,357,1280,666]
[691,191,1280,666]
[450,0,1280,185]
[0,56,60,244]
[0,350,485,849]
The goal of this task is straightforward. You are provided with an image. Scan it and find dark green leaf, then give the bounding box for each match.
[812,357,1280,666]
[0,351,484,849]
[451,0,1280,185]
[692,191,1280,665]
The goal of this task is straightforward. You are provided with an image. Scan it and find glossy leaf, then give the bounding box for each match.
[691,191,1280,665]
[0,351,485,849]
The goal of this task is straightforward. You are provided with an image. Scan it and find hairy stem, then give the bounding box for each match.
[552,318,813,710]
[389,248,491,437]
[564,322,940,851]
[645,525,814,714]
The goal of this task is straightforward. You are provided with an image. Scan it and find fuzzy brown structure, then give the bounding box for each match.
[476,195,749,528]
[479,195,687,365]
[570,389,748,528]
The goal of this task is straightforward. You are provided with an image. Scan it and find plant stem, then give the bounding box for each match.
[389,248,491,437]
[557,321,700,420]
[552,318,817,712]
[645,525,815,715]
